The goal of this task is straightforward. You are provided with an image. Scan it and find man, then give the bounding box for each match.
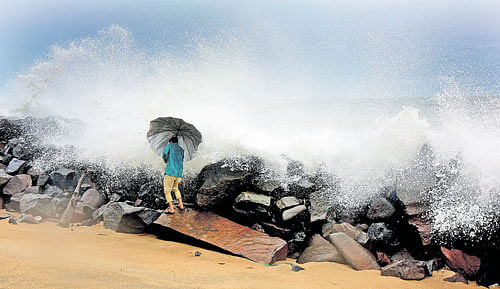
[162,136,185,214]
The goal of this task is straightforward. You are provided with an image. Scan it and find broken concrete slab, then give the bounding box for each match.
[154,208,287,264]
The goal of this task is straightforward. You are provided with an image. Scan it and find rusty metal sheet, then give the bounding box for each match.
[154,208,287,264]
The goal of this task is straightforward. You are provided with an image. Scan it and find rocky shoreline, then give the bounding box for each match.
[0,117,498,286]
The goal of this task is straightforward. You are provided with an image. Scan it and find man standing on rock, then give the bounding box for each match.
[162,136,185,214]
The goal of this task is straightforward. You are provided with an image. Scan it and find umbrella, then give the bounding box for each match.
[147,117,202,161]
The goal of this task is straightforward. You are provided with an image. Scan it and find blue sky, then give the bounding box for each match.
[1,0,499,97]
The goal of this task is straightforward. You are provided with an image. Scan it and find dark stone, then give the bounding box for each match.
[367,222,400,249]
[1,154,13,165]
[48,168,77,190]
[44,185,64,198]
[2,174,32,196]
[36,175,49,186]
[6,158,26,175]
[196,173,253,210]
[367,197,395,220]
[79,189,106,209]
[260,222,292,239]
[9,217,17,224]
[12,143,32,160]
[309,190,335,222]
[327,232,380,271]
[103,202,146,233]
[136,208,161,225]
[232,191,272,219]
[381,259,429,280]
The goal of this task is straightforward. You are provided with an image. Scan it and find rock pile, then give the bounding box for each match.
[1,117,499,286]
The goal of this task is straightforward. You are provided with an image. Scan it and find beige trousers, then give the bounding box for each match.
[163,174,182,203]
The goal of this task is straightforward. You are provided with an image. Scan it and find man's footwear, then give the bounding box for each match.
[178,206,185,211]
[165,209,175,215]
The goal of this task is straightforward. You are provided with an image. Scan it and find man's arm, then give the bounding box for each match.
[162,144,170,163]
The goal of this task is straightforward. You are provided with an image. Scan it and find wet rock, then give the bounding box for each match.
[234,191,271,207]
[408,215,432,246]
[297,234,345,264]
[323,222,369,246]
[103,202,147,233]
[440,247,481,280]
[327,232,380,271]
[381,259,429,280]
[1,154,13,165]
[48,168,77,190]
[12,143,32,160]
[282,205,307,221]
[36,175,49,187]
[260,222,292,239]
[2,174,32,196]
[309,190,335,222]
[19,193,58,218]
[196,171,253,210]
[256,179,281,193]
[5,158,26,175]
[233,191,272,219]
[367,223,399,249]
[276,196,301,210]
[367,197,395,220]
[355,224,369,231]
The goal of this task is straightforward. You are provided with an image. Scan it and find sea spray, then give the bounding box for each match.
[1,25,499,241]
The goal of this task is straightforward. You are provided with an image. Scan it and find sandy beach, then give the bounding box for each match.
[0,210,481,289]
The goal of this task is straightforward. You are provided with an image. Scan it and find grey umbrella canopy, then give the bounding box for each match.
[147,117,202,161]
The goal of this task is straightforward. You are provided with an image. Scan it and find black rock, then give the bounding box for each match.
[1,154,13,165]
[103,202,147,233]
[44,185,65,198]
[48,168,77,190]
[36,175,49,187]
[367,222,400,250]
[367,197,395,220]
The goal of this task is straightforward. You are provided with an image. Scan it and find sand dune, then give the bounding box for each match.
[0,210,480,289]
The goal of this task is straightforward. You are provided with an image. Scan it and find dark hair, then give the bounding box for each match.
[169,136,178,143]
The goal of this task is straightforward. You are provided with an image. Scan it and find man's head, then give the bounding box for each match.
[169,136,178,144]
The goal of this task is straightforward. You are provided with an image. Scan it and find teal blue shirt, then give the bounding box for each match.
[162,143,184,178]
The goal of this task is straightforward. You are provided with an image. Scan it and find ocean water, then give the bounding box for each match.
[0,21,498,240]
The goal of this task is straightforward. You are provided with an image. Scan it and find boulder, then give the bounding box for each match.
[282,205,307,221]
[19,193,58,218]
[5,158,26,175]
[297,234,345,264]
[367,197,395,220]
[367,223,399,249]
[2,174,32,196]
[408,215,432,246]
[256,179,281,193]
[309,190,334,222]
[4,192,24,211]
[23,186,41,194]
[195,157,264,210]
[233,191,272,219]
[327,232,380,271]
[323,222,369,246]
[48,168,77,190]
[12,143,32,160]
[17,214,41,224]
[0,169,13,187]
[103,202,148,233]
[276,196,301,210]
[44,186,65,198]
[234,191,271,207]
[1,154,13,165]
[79,189,106,209]
[440,247,481,280]
[381,259,429,280]
[36,175,49,187]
